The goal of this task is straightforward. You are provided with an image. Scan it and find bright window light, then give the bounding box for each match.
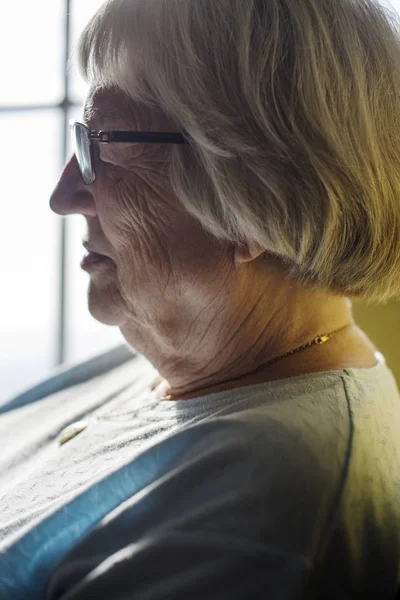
[0,0,122,404]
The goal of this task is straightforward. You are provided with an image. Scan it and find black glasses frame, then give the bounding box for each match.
[71,120,191,185]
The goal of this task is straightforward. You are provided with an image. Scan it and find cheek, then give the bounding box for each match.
[96,171,175,283]
[96,145,173,247]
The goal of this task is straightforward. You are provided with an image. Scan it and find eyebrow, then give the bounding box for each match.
[83,104,103,129]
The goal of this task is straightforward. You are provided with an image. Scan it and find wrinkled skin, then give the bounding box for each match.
[50,87,372,400]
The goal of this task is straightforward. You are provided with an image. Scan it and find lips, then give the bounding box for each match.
[83,242,110,259]
[83,252,109,264]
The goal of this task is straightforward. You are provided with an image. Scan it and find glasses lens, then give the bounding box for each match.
[72,123,95,185]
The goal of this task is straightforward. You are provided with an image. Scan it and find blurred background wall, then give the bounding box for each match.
[0,0,399,403]
[352,300,400,386]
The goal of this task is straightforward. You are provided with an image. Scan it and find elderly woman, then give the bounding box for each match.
[2,0,400,598]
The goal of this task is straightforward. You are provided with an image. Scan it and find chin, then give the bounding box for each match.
[87,280,127,326]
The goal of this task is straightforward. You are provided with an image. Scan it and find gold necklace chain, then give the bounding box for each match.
[58,322,352,446]
[160,322,353,401]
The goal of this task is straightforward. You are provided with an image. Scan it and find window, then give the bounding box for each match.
[0,0,122,402]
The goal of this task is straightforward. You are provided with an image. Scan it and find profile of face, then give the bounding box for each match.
[50,88,232,348]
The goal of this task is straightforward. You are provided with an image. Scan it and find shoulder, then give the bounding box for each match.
[159,390,352,538]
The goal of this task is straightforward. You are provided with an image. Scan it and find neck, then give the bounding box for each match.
[160,323,355,400]
[120,267,356,401]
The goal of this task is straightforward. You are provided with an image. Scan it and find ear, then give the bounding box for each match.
[234,243,265,266]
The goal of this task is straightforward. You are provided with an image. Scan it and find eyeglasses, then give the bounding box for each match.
[70,120,191,185]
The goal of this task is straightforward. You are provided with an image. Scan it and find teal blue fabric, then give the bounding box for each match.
[0,432,188,599]
[0,345,135,415]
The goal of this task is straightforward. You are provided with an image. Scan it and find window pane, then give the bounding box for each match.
[65,106,123,364]
[70,0,106,104]
[388,0,400,12]
[0,1,64,106]
[0,111,61,402]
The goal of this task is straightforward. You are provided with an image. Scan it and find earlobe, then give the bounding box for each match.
[234,243,265,266]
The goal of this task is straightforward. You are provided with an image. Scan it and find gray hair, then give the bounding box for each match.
[78,0,400,305]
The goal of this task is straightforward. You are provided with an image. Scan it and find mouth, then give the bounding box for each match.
[81,251,113,271]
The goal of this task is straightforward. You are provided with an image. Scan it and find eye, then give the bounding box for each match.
[101,161,125,187]
[98,144,123,167]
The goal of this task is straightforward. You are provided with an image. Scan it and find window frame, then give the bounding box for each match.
[0,0,81,366]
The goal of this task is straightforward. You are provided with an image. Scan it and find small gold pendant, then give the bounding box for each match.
[315,334,329,344]
[58,420,89,446]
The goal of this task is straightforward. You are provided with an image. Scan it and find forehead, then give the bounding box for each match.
[83,87,176,133]
[83,88,136,128]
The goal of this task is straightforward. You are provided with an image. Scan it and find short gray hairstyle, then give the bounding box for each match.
[78,0,400,305]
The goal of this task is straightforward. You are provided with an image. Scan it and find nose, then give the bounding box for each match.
[49,154,97,217]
